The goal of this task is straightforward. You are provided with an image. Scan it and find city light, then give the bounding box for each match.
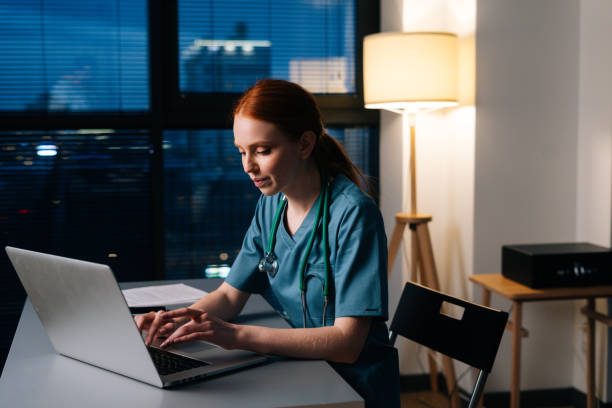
[36,144,58,157]
[204,265,231,278]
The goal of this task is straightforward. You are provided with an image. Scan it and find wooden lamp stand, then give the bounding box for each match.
[387,116,459,408]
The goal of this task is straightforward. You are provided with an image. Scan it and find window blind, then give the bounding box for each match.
[178,0,356,94]
[0,129,154,277]
[0,0,149,112]
[0,129,153,354]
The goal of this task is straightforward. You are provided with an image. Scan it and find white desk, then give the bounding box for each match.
[0,278,363,408]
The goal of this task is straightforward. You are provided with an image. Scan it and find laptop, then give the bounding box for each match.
[5,246,269,387]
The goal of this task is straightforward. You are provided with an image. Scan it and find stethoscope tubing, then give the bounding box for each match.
[260,173,332,328]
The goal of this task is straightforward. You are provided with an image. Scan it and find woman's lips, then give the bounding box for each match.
[253,177,270,187]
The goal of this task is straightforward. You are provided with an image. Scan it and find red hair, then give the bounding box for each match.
[234,79,369,193]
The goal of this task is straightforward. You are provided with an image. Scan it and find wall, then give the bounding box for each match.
[475,0,580,392]
[475,0,612,397]
[574,0,612,399]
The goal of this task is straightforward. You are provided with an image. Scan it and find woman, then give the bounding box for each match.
[137,79,400,407]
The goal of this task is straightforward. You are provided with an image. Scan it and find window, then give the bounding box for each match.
[0,0,149,113]
[0,130,153,277]
[178,0,356,94]
[0,0,379,374]
[0,130,153,371]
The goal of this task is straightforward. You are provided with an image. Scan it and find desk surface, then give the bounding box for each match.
[469,273,612,301]
[0,278,363,408]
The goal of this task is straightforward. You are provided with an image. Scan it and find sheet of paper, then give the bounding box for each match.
[122,283,207,307]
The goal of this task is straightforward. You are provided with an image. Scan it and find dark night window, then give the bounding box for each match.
[178,0,356,94]
[0,0,149,112]
[0,130,153,371]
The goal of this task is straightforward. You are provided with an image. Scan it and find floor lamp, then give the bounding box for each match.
[363,32,460,407]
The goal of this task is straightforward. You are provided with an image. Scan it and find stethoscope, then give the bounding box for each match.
[258,174,331,328]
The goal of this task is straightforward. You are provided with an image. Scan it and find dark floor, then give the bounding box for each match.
[401,391,580,408]
[401,391,451,408]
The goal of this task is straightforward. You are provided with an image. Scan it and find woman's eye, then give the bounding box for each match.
[256,148,271,155]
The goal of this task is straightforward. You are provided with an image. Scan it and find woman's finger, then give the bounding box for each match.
[163,332,208,347]
[135,311,155,331]
[145,310,169,346]
[160,320,206,348]
[158,322,176,336]
[163,307,206,321]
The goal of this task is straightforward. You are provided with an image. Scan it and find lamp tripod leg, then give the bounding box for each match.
[415,222,459,408]
[410,223,438,392]
[410,224,419,283]
[388,215,457,407]
[387,221,407,280]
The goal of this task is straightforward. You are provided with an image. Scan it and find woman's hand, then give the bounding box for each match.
[133,283,249,348]
[158,308,238,350]
[134,310,179,346]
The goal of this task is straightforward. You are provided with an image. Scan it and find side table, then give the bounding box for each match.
[469,273,612,408]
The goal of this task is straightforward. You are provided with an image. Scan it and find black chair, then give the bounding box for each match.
[390,281,509,408]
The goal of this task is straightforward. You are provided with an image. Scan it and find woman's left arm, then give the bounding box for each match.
[240,316,372,363]
[160,310,371,364]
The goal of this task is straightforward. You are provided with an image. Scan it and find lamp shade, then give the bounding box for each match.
[363,32,459,112]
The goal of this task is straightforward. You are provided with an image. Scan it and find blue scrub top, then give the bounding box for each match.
[226,174,400,408]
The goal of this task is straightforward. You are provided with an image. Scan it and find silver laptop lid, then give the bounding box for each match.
[6,246,163,387]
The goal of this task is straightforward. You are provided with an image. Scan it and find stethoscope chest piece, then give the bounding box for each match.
[258,251,278,277]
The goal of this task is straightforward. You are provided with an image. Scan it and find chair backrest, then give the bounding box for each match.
[390,281,508,373]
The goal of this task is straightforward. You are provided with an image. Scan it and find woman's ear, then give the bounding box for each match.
[299,131,317,159]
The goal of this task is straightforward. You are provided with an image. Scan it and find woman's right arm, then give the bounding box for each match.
[137,282,250,346]
[189,281,250,321]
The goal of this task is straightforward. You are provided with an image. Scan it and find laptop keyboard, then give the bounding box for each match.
[147,347,210,375]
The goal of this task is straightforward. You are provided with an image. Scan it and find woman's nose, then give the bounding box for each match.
[243,153,258,173]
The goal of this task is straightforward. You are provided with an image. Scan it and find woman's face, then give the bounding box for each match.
[233,114,303,196]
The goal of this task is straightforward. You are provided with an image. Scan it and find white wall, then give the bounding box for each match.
[380,0,413,374]
[574,0,612,399]
[475,0,580,392]
[476,0,612,398]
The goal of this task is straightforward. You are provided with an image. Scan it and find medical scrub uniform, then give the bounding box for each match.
[226,174,400,408]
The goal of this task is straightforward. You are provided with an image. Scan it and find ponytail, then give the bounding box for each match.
[313,132,371,196]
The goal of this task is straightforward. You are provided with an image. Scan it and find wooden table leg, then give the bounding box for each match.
[482,288,491,308]
[511,301,522,408]
[586,298,595,408]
